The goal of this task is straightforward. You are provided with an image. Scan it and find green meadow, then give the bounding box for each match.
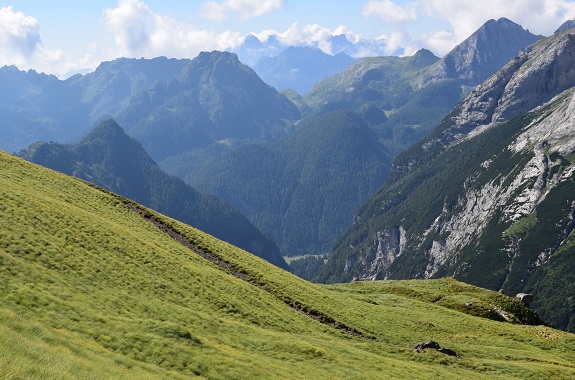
[1,150,575,379]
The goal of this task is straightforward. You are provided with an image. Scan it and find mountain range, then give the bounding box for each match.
[180,18,542,258]
[0,52,300,162]
[2,17,547,263]
[318,25,575,333]
[231,32,394,68]
[3,14,575,337]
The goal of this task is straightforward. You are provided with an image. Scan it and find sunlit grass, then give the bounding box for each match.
[1,150,575,379]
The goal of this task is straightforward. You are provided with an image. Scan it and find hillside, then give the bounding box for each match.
[18,119,287,269]
[320,28,575,332]
[2,150,575,379]
[187,110,392,256]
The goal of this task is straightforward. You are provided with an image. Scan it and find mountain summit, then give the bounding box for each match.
[119,51,301,162]
[419,18,543,89]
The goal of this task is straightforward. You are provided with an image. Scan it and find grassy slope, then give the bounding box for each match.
[1,150,575,379]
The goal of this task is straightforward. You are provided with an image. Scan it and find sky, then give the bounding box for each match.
[2,0,575,78]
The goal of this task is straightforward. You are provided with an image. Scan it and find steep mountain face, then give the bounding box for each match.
[320,29,575,332]
[418,18,543,89]
[19,119,288,269]
[118,51,301,162]
[187,110,392,256]
[253,46,356,94]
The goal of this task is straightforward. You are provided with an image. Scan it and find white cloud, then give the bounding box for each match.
[362,0,575,56]
[102,0,244,59]
[103,0,153,53]
[0,6,42,62]
[202,0,283,21]
[421,0,575,39]
[278,23,334,53]
[362,0,418,23]
[0,6,74,77]
[416,30,456,56]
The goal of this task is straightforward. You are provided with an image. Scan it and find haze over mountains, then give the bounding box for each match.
[252,46,356,94]
[231,31,394,68]
[3,14,575,339]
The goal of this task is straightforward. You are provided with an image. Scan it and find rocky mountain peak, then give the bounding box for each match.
[556,19,575,33]
[407,48,439,69]
[178,50,253,83]
[418,18,543,89]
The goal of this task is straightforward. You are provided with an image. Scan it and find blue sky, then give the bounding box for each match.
[2,0,575,77]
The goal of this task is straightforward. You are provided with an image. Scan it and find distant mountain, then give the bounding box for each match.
[0,52,300,164]
[117,51,300,162]
[418,18,543,90]
[0,57,190,152]
[67,56,191,126]
[231,34,284,66]
[19,119,288,269]
[187,110,392,256]
[231,33,392,68]
[319,29,575,333]
[253,46,356,94]
[0,66,72,152]
[304,48,454,156]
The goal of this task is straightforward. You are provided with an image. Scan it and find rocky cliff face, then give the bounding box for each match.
[420,30,575,154]
[321,29,575,332]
